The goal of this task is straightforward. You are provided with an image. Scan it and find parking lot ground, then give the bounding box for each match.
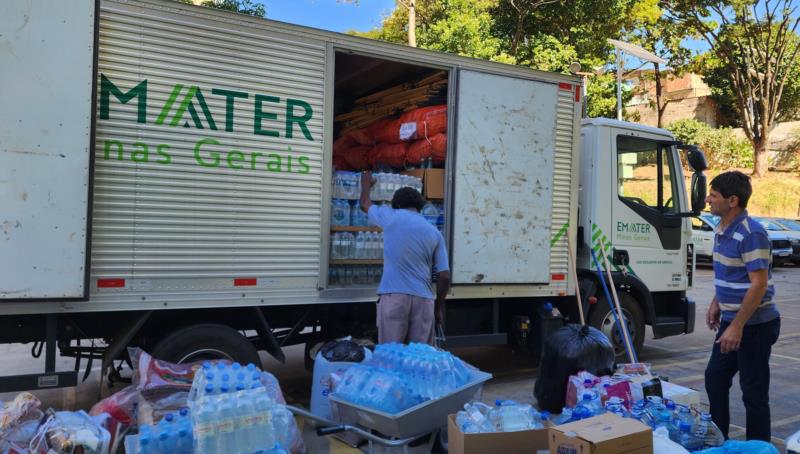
[1,265,798,452]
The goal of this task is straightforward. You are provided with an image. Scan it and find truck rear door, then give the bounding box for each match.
[0,1,97,300]
[450,70,560,284]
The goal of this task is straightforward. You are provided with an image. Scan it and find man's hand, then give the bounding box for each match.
[360,170,374,189]
[435,299,446,326]
[706,299,721,331]
[716,323,743,354]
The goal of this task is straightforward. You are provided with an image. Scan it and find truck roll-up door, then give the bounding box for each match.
[0,1,97,300]
[451,70,558,284]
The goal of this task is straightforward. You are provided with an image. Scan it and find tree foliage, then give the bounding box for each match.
[664,0,800,176]
[668,118,754,168]
[200,0,266,17]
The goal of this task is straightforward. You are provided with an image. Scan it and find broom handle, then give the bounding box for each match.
[598,242,637,363]
[566,234,585,325]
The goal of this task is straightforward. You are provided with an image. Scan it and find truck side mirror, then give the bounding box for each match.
[686,146,708,172]
[691,172,707,215]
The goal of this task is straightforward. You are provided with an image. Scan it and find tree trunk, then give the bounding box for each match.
[752,137,769,177]
[408,1,416,48]
[654,63,664,129]
[511,13,525,57]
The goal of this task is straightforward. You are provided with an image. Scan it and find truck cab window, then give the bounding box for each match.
[617,136,680,213]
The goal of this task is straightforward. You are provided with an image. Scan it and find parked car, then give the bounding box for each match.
[691,213,718,261]
[767,217,800,263]
[752,217,796,266]
[692,213,793,266]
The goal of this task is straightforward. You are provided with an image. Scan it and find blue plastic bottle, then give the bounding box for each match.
[678,421,703,451]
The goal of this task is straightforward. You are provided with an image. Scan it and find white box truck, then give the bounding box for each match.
[0,0,707,391]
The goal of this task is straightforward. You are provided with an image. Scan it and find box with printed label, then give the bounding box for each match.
[402,168,444,200]
[548,413,652,454]
[447,414,550,454]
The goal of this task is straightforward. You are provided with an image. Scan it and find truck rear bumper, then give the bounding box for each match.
[652,295,695,338]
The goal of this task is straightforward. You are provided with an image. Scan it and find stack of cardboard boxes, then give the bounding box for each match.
[448,412,653,454]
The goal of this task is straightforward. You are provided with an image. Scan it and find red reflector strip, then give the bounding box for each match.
[97,278,125,288]
[574,85,581,102]
[558,82,572,91]
[551,273,566,281]
[234,278,257,287]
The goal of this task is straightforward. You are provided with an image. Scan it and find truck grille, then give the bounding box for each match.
[772,239,791,250]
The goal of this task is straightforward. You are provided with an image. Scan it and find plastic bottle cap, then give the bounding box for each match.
[164,413,174,422]
[495,399,502,406]
[140,437,150,446]
[544,302,553,311]
[233,362,241,370]
[179,407,189,417]
[159,432,168,440]
[221,384,229,393]
[205,384,214,393]
[202,361,212,369]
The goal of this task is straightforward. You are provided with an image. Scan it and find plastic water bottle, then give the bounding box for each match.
[355,232,366,259]
[175,418,193,454]
[233,383,256,454]
[421,202,439,226]
[272,405,293,448]
[456,412,482,433]
[555,407,573,425]
[193,396,217,454]
[215,390,236,452]
[252,386,277,451]
[676,405,694,431]
[655,411,679,442]
[696,413,725,448]
[678,421,703,450]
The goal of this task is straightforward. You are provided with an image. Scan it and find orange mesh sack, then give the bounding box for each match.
[370,142,409,169]
[370,119,402,144]
[397,105,447,142]
[343,145,371,171]
[406,133,447,167]
[348,126,374,146]
[332,154,352,171]
[333,134,358,156]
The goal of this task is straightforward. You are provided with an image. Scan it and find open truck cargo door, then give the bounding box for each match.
[0,0,97,300]
[450,70,559,285]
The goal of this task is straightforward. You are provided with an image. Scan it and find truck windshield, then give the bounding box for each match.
[616,136,681,213]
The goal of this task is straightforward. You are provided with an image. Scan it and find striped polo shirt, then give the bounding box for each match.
[713,211,779,325]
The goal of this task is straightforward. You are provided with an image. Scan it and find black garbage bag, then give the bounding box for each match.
[533,324,615,413]
[320,339,366,363]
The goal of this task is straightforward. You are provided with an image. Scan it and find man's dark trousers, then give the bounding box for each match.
[705,317,780,441]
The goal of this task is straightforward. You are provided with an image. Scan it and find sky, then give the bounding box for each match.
[263,0,396,33]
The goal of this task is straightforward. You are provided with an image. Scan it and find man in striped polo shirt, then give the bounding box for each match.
[704,171,781,442]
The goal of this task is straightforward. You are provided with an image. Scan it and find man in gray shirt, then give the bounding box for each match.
[360,171,451,344]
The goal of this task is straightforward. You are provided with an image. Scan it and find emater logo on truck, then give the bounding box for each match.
[98,74,316,174]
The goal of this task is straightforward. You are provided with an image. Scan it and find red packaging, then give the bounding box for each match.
[371,142,409,169]
[397,105,447,141]
[406,133,447,166]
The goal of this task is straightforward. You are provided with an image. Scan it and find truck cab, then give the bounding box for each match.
[576,118,706,355]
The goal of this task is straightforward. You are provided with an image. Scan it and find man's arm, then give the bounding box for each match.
[435,271,451,325]
[707,295,721,330]
[360,171,373,213]
[716,268,769,353]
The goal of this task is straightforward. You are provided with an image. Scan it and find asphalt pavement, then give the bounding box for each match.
[1,264,798,452]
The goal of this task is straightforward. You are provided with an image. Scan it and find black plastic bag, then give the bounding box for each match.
[533,324,615,413]
[320,339,366,363]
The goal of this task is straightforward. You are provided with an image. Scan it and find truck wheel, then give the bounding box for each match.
[588,292,645,359]
[151,323,260,365]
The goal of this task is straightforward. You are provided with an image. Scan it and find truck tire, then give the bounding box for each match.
[588,292,645,359]
[151,323,260,366]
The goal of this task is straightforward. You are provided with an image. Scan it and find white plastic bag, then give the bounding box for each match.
[653,426,690,454]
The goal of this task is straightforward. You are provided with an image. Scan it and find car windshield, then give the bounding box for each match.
[775,218,800,232]
[753,217,784,231]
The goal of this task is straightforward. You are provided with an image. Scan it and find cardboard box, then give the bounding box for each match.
[403,168,444,200]
[548,413,652,454]
[448,414,550,454]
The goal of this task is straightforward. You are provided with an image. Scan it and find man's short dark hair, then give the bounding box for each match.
[710,170,752,208]
[391,187,426,211]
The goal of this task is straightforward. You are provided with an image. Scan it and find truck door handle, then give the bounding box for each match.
[613,249,630,267]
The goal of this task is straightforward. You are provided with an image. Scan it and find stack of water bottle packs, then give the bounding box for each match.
[331,342,474,414]
[555,378,725,452]
[136,361,293,454]
[455,400,550,433]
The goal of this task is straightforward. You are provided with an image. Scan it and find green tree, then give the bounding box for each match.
[623,0,696,127]
[665,0,800,176]
[200,0,266,17]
